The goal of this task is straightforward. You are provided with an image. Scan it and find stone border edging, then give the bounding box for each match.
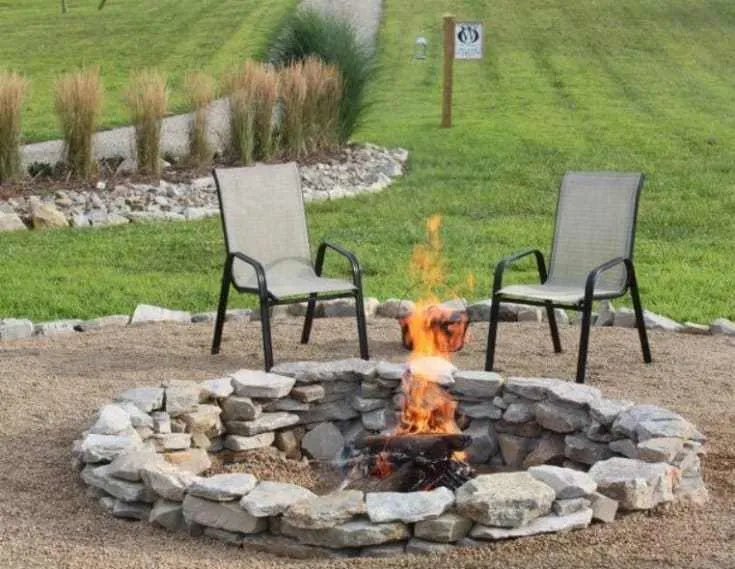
[73,358,708,558]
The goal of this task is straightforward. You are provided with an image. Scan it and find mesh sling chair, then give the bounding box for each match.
[211,163,369,371]
[484,171,652,384]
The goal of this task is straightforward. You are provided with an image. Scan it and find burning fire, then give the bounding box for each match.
[375,215,469,476]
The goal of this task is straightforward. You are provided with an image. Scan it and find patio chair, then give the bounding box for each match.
[211,163,369,371]
[484,171,652,383]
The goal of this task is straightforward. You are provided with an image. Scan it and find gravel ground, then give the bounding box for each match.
[1,318,733,569]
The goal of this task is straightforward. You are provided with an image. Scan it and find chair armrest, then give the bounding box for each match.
[583,257,629,301]
[315,240,362,286]
[492,248,548,295]
[229,252,268,293]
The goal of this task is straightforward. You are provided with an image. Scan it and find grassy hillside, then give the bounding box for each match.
[0,0,733,323]
[0,0,297,141]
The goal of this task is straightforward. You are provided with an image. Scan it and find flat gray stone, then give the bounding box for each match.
[546,381,601,408]
[281,518,409,548]
[107,447,166,482]
[0,318,34,340]
[226,412,299,436]
[292,384,326,403]
[182,494,267,534]
[221,395,262,421]
[271,359,377,383]
[117,402,154,429]
[140,465,199,502]
[458,401,503,420]
[82,464,157,503]
[300,422,345,461]
[590,491,618,522]
[283,490,366,529]
[407,356,455,385]
[240,534,352,559]
[450,371,504,399]
[351,395,386,413]
[203,527,243,546]
[230,370,295,398]
[130,304,191,324]
[199,377,234,400]
[517,306,542,322]
[637,437,685,462]
[504,377,559,400]
[224,432,275,451]
[535,402,590,433]
[503,402,536,424]
[464,420,497,464]
[149,499,184,531]
[413,512,473,543]
[262,398,311,412]
[589,398,633,426]
[455,472,555,528]
[366,487,454,523]
[497,433,538,468]
[552,497,591,515]
[150,433,191,452]
[360,544,405,557]
[710,317,735,336]
[188,473,258,501]
[470,508,592,540]
[405,538,453,555]
[522,433,566,468]
[75,314,130,332]
[612,404,698,442]
[115,387,164,413]
[164,382,202,417]
[362,408,390,431]
[297,400,360,423]
[163,448,211,475]
[240,481,316,517]
[33,319,83,336]
[89,404,133,435]
[375,361,407,380]
[644,311,683,332]
[81,433,142,463]
[588,457,680,510]
[565,434,613,465]
[528,465,597,499]
[112,500,151,520]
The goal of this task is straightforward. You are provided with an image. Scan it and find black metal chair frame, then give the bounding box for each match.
[210,172,369,371]
[484,177,652,383]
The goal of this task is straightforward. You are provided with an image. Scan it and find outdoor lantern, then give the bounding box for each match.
[414,36,428,60]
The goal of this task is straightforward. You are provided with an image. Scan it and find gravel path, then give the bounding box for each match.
[20,0,383,169]
[1,319,733,569]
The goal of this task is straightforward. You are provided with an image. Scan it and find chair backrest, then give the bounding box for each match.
[548,172,644,293]
[213,163,312,288]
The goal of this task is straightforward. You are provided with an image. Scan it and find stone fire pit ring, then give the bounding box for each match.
[73,359,708,558]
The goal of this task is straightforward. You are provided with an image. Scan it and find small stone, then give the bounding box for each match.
[503,402,536,424]
[366,487,454,523]
[140,465,198,502]
[301,422,344,461]
[240,481,316,517]
[470,509,592,540]
[291,384,325,403]
[0,318,34,340]
[464,420,497,464]
[149,499,184,531]
[588,457,680,510]
[535,402,590,433]
[82,464,157,503]
[112,500,151,520]
[164,382,202,417]
[151,412,171,434]
[522,433,566,468]
[565,434,613,465]
[405,538,453,555]
[150,433,191,452]
[163,448,211,474]
[450,371,504,399]
[414,512,473,543]
[81,433,142,463]
[552,497,591,516]
[189,473,258,501]
[130,304,191,324]
[106,447,165,482]
[280,518,409,548]
[230,370,296,398]
[89,404,132,435]
[497,433,538,468]
[224,432,275,452]
[637,437,685,462]
[527,465,597,499]
[226,412,299,436]
[199,376,234,400]
[221,396,262,421]
[115,387,164,413]
[182,494,267,534]
[589,491,618,523]
[284,490,366,529]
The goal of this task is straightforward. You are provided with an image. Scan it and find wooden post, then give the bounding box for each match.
[441,14,455,128]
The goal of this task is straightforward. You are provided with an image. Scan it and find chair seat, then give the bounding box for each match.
[499,283,620,305]
[234,257,355,299]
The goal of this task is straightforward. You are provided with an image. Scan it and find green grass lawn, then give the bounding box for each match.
[1,0,297,141]
[1,0,734,324]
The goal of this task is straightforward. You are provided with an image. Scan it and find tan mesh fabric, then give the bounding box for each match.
[546,172,642,295]
[498,283,620,305]
[214,164,356,299]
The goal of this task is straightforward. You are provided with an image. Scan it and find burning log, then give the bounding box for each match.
[355,433,471,459]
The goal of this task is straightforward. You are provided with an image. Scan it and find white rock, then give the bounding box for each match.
[81,433,142,463]
[240,481,316,517]
[528,465,597,499]
[366,487,454,523]
[230,370,296,398]
[130,304,191,324]
[224,432,275,451]
[470,508,592,540]
[188,473,258,501]
[89,404,133,435]
[0,318,34,340]
[588,457,681,510]
[182,494,267,534]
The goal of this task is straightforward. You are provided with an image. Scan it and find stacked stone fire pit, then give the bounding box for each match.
[73,358,707,558]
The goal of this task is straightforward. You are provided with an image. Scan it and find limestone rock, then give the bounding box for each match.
[589,398,633,426]
[565,434,613,465]
[240,534,352,559]
[458,402,503,420]
[366,487,454,523]
[179,404,223,437]
[292,384,326,403]
[527,465,597,499]
[450,371,504,399]
[535,402,590,433]
[497,433,538,468]
[107,447,166,482]
[271,358,377,383]
[112,500,151,520]
[352,395,386,413]
[199,377,234,400]
[408,356,455,385]
[455,472,555,528]
[221,396,262,421]
[140,464,199,502]
[470,508,592,540]
[115,386,164,413]
[281,518,410,548]
[240,481,316,517]
[283,490,366,529]
[226,412,299,436]
[130,304,191,324]
[588,457,680,510]
[522,433,566,468]
[362,408,390,431]
[82,464,157,503]
[299,422,345,462]
[503,402,536,424]
[230,370,295,398]
[76,314,130,332]
[710,317,735,336]
[637,437,685,463]
[188,473,258,501]
[33,319,82,336]
[0,211,27,231]
[150,433,191,452]
[224,432,275,452]
[89,404,133,435]
[612,404,698,442]
[163,448,211,474]
[164,382,202,417]
[589,491,618,522]
[413,512,473,543]
[465,420,497,464]
[31,203,68,228]
[149,499,184,531]
[552,497,591,516]
[81,432,141,463]
[405,538,453,555]
[0,318,34,340]
[297,400,360,423]
[182,494,267,534]
[375,361,407,380]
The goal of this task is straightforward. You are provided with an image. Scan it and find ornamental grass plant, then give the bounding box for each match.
[0,71,29,183]
[183,70,216,166]
[125,69,167,175]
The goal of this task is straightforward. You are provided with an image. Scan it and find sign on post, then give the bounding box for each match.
[454,21,484,60]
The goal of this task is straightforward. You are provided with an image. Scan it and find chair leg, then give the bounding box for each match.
[629,266,652,364]
[544,301,562,353]
[576,303,593,383]
[211,268,231,355]
[354,290,369,360]
[484,296,502,371]
[300,293,318,345]
[259,298,274,371]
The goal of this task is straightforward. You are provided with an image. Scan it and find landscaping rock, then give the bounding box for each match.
[275,429,302,459]
[376,298,414,319]
[0,318,34,340]
[637,437,685,462]
[107,447,165,482]
[291,384,326,403]
[240,534,352,559]
[223,432,275,452]
[31,203,67,228]
[297,400,360,423]
[413,512,473,543]
[458,402,503,420]
[199,377,234,400]
[535,402,590,433]
[589,491,618,522]
[89,404,132,435]
[162,448,211,474]
[352,395,386,413]
[680,322,711,335]
[565,434,614,465]
[301,422,344,461]
[182,494,267,534]
[112,500,151,520]
[179,404,223,437]
[497,433,538,468]
[522,433,566,468]
[115,386,164,413]
[588,457,680,510]
[455,472,555,528]
[271,358,377,383]
[188,473,258,501]
[362,408,390,431]
[284,490,366,529]
[241,482,316,517]
[230,370,296,398]
[612,404,698,442]
[150,433,191,452]
[710,317,735,336]
[149,499,184,531]
[81,433,141,463]
[589,398,632,426]
[130,304,191,324]
[221,396,261,421]
[34,319,82,336]
[0,211,26,231]
[140,465,199,501]
[503,402,536,424]
[405,538,453,555]
[595,301,615,326]
[470,508,592,540]
[151,412,171,434]
[164,382,202,417]
[226,412,299,436]
[263,398,311,412]
[280,518,410,548]
[366,487,454,523]
[527,465,597,499]
[552,497,591,516]
[450,371,504,399]
[375,361,406,380]
[464,420,497,464]
[82,464,156,503]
